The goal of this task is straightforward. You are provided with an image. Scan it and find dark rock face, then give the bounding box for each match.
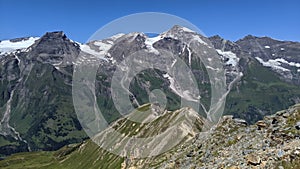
[0,57,20,106]
[209,35,242,55]
[29,31,80,65]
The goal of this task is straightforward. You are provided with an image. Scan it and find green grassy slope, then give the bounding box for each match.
[0,104,205,169]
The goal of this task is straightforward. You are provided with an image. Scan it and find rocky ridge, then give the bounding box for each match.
[0,104,299,168]
[119,104,300,168]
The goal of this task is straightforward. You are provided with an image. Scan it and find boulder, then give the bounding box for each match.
[246,154,261,165]
[233,118,247,126]
[256,120,268,128]
[295,121,300,130]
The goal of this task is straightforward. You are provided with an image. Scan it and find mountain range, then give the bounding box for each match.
[0,25,300,167]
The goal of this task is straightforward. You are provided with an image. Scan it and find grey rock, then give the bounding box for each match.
[295,121,300,130]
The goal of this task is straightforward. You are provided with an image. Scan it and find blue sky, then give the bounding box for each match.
[0,0,299,42]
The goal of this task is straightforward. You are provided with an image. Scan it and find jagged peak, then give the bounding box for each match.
[209,35,223,40]
[168,25,196,33]
[39,31,68,41]
[236,35,289,46]
[237,35,300,46]
[26,31,80,66]
[236,34,278,42]
[31,31,76,47]
[242,34,257,40]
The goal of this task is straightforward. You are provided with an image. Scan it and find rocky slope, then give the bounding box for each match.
[0,26,300,157]
[236,35,300,85]
[0,103,299,168]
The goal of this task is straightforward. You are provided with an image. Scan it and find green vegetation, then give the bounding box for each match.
[0,140,124,169]
[0,105,202,169]
[225,59,300,124]
[4,62,87,153]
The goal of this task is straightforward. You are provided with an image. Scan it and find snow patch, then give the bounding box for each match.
[171,59,177,67]
[106,40,114,45]
[145,35,162,54]
[14,54,21,66]
[0,37,39,54]
[93,41,113,53]
[192,35,208,46]
[206,66,219,71]
[287,61,300,68]
[256,57,300,71]
[273,58,300,67]
[216,49,239,67]
[255,57,290,72]
[180,27,195,33]
[186,46,192,66]
[110,33,125,41]
[79,44,108,61]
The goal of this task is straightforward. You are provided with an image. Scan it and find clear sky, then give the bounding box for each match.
[0,0,299,43]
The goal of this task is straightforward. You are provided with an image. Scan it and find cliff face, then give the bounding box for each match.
[0,104,299,169]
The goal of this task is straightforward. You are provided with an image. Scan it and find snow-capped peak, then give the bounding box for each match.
[180,27,195,33]
[167,25,196,34]
[110,33,125,41]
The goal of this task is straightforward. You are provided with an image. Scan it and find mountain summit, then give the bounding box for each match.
[28,31,80,65]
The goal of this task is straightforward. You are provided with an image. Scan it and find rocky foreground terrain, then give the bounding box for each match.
[170,104,300,169]
[0,103,299,169]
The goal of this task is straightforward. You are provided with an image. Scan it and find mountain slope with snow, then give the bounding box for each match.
[0,26,300,158]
